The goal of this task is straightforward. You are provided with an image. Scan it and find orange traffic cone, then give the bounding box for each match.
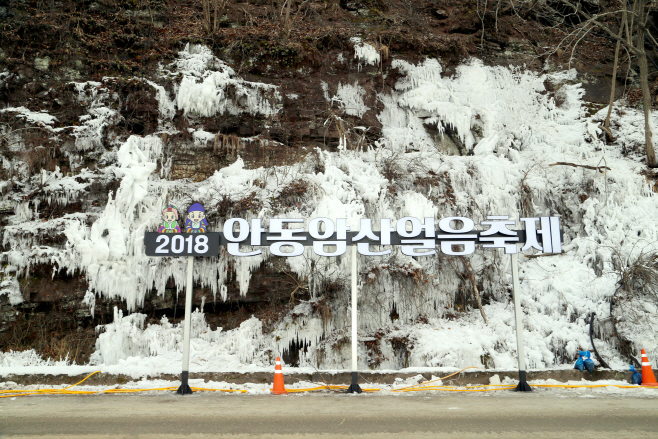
[640,349,658,387]
[272,357,288,395]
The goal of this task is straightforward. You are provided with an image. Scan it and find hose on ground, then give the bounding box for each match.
[0,371,247,398]
[392,366,482,392]
[1,369,653,398]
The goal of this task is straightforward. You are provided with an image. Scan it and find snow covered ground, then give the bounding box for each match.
[2,42,658,375]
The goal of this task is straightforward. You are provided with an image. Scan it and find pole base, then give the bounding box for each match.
[176,371,194,395]
[347,372,362,394]
[347,383,362,393]
[515,370,532,392]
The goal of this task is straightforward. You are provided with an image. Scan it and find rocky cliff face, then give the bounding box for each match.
[1,0,656,371]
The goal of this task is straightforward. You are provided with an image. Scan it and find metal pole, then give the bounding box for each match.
[177,256,194,395]
[511,251,531,391]
[347,244,362,393]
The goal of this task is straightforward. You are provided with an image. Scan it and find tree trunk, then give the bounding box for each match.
[213,0,219,33]
[464,260,487,324]
[638,53,655,166]
[605,9,627,129]
[635,1,658,167]
[605,40,621,129]
[282,0,291,39]
[203,0,211,33]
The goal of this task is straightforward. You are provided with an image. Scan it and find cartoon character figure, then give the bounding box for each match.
[185,203,209,233]
[158,205,182,233]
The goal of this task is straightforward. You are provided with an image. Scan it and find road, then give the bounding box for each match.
[1,392,657,438]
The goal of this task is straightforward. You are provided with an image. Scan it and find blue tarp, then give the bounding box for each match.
[574,350,595,373]
[630,365,642,385]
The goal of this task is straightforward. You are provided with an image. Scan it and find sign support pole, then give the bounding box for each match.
[177,255,194,395]
[347,244,362,394]
[511,251,531,391]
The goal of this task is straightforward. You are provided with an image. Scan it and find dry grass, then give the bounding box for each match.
[276,178,309,208]
[213,133,244,158]
[613,248,658,297]
[2,311,97,364]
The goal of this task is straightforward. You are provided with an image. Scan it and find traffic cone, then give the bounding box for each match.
[640,349,658,387]
[272,357,288,395]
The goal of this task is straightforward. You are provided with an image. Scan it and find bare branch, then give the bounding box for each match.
[525,251,566,259]
[557,0,641,54]
[549,162,611,173]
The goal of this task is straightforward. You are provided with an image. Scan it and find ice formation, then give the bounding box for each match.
[170,44,280,117]
[70,82,121,153]
[0,107,58,126]
[2,43,658,373]
[91,307,267,368]
[333,82,369,118]
[351,37,381,69]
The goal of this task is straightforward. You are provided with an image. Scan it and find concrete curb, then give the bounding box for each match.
[1,369,632,387]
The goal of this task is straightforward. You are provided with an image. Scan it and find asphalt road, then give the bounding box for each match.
[2,392,657,438]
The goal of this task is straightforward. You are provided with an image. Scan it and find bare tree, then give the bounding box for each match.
[605,8,627,131]
[202,0,228,33]
[464,259,488,324]
[556,0,657,168]
[277,0,309,40]
[609,245,658,364]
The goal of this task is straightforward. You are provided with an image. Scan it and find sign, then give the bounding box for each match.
[144,233,220,257]
[146,203,558,394]
[145,215,561,257]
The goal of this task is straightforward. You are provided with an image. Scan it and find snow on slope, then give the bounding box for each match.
[90,308,265,367]
[0,107,58,126]
[167,44,280,117]
[2,45,657,373]
[333,82,369,118]
[351,37,381,69]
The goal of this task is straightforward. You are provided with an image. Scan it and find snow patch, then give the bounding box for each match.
[90,307,267,369]
[170,44,280,117]
[351,37,381,69]
[333,82,369,118]
[0,107,58,126]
